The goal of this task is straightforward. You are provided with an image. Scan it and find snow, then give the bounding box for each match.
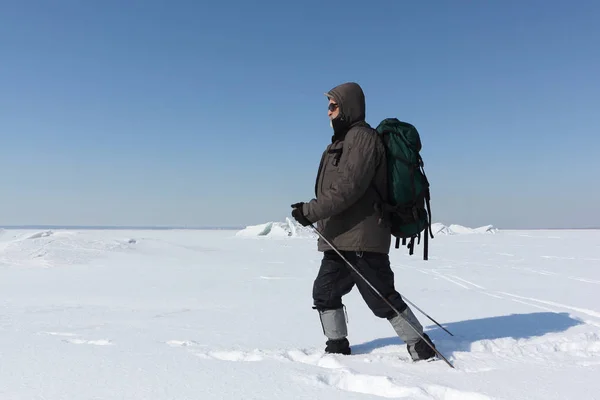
[237,220,497,239]
[236,217,317,238]
[1,226,599,399]
[431,223,498,235]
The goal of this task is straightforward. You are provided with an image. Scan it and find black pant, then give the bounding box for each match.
[312,250,407,319]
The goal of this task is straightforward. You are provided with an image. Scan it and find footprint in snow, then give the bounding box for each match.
[195,348,368,370]
[303,370,497,399]
[191,346,497,399]
[207,350,264,362]
[193,348,340,366]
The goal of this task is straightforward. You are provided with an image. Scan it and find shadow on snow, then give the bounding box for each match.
[351,312,584,357]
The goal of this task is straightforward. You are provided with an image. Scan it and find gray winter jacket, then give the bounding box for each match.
[302,82,391,254]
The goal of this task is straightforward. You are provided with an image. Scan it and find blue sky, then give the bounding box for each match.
[1,1,598,229]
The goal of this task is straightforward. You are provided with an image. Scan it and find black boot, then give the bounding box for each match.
[325,338,351,355]
[407,333,436,361]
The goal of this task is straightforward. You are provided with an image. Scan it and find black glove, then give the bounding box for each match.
[291,202,312,227]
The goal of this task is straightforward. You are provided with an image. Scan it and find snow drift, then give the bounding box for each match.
[0,229,138,268]
[237,220,497,238]
[432,223,498,235]
[236,218,317,238]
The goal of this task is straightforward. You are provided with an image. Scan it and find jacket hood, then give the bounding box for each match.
[326,82,366,125]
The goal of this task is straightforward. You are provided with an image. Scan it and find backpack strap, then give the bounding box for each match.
[370,131,390,225]
[425,190,434,239]
[424,227,429,260]
[408,237,415,255]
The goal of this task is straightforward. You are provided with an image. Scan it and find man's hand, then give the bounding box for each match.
[291,202,312,227]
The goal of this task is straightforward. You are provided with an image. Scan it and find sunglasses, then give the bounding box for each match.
[328,103,339,112]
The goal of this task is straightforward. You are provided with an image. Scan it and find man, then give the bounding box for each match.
[291,82,436,362]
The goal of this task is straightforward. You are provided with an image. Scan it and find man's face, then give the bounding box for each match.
[328,98,340,120]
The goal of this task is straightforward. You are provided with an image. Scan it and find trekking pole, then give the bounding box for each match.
[400,298,454,337]
[310,224,454,369]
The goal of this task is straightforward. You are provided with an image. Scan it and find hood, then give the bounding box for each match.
[326,82,366,126]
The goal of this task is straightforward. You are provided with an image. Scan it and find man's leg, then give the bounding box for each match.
[351,251,436,361]
[312,250,355,354]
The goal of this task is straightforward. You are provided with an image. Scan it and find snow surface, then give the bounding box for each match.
[1,227,600,399]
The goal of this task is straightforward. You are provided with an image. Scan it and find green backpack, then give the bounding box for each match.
[374,118,434,260]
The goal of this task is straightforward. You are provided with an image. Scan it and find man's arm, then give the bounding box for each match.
[303,130,381,222]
